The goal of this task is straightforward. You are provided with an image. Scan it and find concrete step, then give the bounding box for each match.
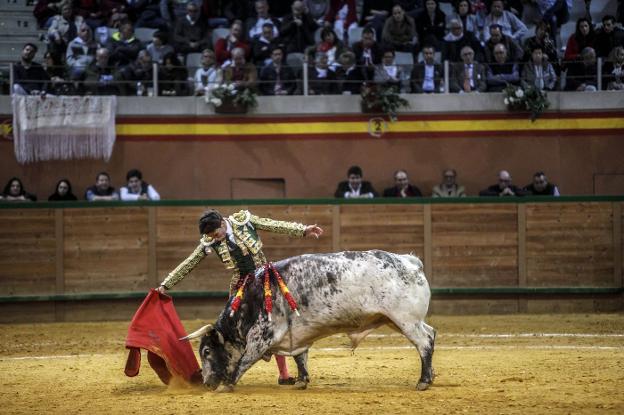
[0,16,39,35]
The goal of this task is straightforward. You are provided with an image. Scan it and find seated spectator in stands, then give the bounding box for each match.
[450,46,487,93]
[447,0,480,38]
[280,0,318,54]
[159,52,189,96]
[259,47,297,95]
[603,46,624,90]
[85,172,119,201]
[119,50,154,95]
[305,0,328,25]
[308,51,338,95]
[486,43,519,92]
[323,0,357,40]
[48,179,78,201]
[146,31,175,65]
[565,47,598,91]
[524,171,560,196]
[101,0,129,28]
[382,4,417,53]
[360,0,392,43]
[222,47,258,91]
[66,24,96,81]
[432,169,466,197]
[215,20,251,65]
[13,44,50,96]
[109,21,142,67]
[200,0,237,29]
[247,0,281,39]
[43,50,73,94]
[47,2,84,57]
[173,2,210,55]
[412,44,443,93]
[1,177,37,202]
[353,27,383,81]
[334,165,378,198]
[483,0,527,43]
[383,169,422,197]
[74,0,104,30]
[193,49,223,95]
[333,51,365,94]
[132,0,168,31]
[415,0,446,49]
[564,18,596,63]
[252,23,281,66]
[479,170,527,197]
[85,47,121,95]
[522,21,558,65]
[316,27,347,70]
[522,0,569,45]
[34,0,64,29]
[374,48,408,91]
[521,45,557,90]
[121,169,161,201]
[594,15,624,59]
[484,24,523,64]
[441,18,484,63]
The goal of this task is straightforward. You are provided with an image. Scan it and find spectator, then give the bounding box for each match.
[484,24,523,64]
[74,0,104,30]
[246,0,280,39]
[564,18,595,62]
[109,21,142,67]
[594,15,624,59]
[66,24,96,81]
[486,43,519,92]
[200,0,245,28]
[222,47,258,91]
[479,170,527,197]
[120,169,161,201]
[316,27,347,70]
[13,43,50,96]
[412,44,443,93]
[323,0,357,39]
[360,0,392,43]
[251,23,281,66]
[85,47,121,95]
[450,45,487,93]
[280,0,318,54]
[603,46,624,90]
[565,47,598,91]
[214,20,251,65]
[334,165,378,198]
[382,4,418,53]
[259,47,297,95]
[524,171,560,196]
[193,49,223,96]
[132,0,168,31]
[305,0,329,24]
[523,0,570,44]
[119,49,154,95]
[173,2,210,55]
[383,169,422,197]
[159,52,189,96]
[483,0,527,43]
[47,2,84,57]
[146,31,175,65]
[48,179,78,201]
[374,48,408,91]
[353,26,383,81]
[447,0,480,38]
[308,51,338,95]
[521,45,557,91]
[414,0,446,49]
[333,51,365,94]
[432,169,466,197]
[522,21,558,65]
[101,0,129,28]
[85,172,119,201]
[1,177,37,202]
[34,0,64,29]
[43,50,72,95]
[162,0,192,24]
[441,18,484,63]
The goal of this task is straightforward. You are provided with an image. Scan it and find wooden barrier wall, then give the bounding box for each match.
[0,200,622,320]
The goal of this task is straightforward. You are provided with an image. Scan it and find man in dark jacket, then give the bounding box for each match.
[412,44,443,93]
[13,43,50,95]
[524,171,560,196]
[280,0,317,54]
[383,169,422,197]
[479,170,528,197]
[259,46,296,95]
[353,27,383,80]
[334,165,378,198]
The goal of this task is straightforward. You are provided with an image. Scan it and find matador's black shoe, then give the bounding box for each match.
[278,377,296,385]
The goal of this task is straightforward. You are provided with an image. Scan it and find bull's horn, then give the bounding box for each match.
[179,324,213,341]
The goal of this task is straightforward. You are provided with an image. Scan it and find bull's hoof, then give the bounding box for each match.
[416,381,431,391]
[293,380,308,390]
[277,377,296,385]
[215,384,234,393]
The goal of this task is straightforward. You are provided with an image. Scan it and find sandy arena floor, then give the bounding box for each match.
[0,314,623,415]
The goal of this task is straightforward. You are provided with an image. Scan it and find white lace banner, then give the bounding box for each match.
[12,95,117,164]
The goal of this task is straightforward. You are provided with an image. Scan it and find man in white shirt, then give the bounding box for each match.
[120,169,161,201]
[483,0,528,43]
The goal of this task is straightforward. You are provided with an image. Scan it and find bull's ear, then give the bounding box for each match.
[180,324,213,341]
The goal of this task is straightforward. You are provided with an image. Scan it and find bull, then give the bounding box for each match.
[183,250,436,391]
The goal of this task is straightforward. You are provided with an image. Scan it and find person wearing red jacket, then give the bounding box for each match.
[214,20,250,65]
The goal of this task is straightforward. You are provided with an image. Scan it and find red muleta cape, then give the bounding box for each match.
[124,289,202,385]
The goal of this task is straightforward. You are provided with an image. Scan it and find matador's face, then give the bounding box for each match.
[206,220,227,241]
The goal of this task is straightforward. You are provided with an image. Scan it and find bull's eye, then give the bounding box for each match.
[202,348,211,358]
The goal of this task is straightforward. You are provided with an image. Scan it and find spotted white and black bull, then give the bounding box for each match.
[183,250,436,391]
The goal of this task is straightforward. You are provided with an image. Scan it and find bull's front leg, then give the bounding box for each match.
[293,350,310,390]
[230,324,274,385]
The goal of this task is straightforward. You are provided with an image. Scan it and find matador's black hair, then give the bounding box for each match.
[199,209,223,235]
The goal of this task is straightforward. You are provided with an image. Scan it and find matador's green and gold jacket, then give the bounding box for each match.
[160,210,306,291]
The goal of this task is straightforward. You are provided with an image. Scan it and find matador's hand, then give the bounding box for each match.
[304,224,324,239]
[156,285,167,294]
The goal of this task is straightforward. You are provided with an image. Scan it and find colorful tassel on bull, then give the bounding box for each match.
[229,274,249,317]
[270,263,300,317]
[263,265,273,321]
